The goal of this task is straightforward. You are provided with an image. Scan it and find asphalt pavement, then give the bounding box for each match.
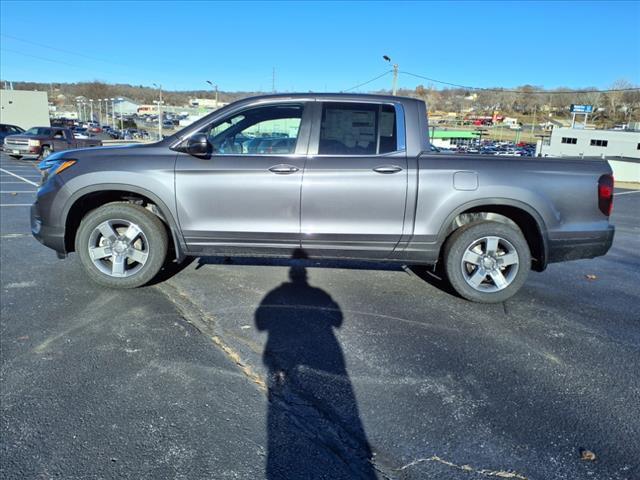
[1,152,639,479]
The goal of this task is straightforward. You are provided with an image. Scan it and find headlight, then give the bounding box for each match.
[28,139,41,147]
[37,151,65,170]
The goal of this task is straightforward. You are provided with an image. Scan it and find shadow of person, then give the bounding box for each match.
[255,250,377,479]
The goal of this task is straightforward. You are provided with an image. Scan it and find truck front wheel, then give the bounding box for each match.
[75,202,168,288]
[443,221,531,303]
[40,146,52,160]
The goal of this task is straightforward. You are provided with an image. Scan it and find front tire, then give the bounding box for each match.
[40,146,52,160]
[443,221,531,303]
[75,202,168,288]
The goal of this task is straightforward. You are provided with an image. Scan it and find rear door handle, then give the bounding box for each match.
[269,164,299,174]
[373,165,403,174]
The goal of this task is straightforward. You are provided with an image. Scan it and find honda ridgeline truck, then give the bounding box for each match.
[30,94,615,303]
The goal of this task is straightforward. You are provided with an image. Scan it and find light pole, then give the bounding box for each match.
[89,99,94,122]
[98,99,103,125]
[111,98,116,129]
[383,55,398,96]
[206,80,219,109]
[153,83,163,140]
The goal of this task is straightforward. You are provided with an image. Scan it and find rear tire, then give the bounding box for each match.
[9,155,22,160]
[75,202,168,288]
[443,221,531,303]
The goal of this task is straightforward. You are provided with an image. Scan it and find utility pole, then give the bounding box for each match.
[383,55,399,96]
[391,63,398,96]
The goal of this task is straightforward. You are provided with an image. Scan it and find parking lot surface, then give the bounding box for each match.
[1,152,639,479]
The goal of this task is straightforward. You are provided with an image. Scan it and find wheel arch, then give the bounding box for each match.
[438,198,549,271]
[62,184,186,261]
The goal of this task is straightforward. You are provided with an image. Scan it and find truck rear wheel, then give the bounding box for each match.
[75,202,168,288]
[443,221,530,303]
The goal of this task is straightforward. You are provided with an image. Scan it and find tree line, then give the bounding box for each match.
[7,79,639,125]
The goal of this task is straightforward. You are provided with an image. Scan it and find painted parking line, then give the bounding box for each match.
[0,204,32,207]
[0,168,39,186]
[615,190,640,196]
[1,191,36,194]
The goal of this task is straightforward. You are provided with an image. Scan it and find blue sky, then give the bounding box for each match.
[1,0,639,92]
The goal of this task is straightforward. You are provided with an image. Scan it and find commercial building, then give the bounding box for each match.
[188,98,228,109]
[0,89,50,129]
[429,130,478,149]
[539,127,640,183]
[114,98,139,115]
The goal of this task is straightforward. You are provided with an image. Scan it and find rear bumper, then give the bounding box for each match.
[31,202,66,254]
[547,226,615,263]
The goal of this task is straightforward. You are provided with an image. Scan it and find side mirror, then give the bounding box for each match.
[186,133,211,157]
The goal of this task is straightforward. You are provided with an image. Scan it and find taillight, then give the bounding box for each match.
[598,174,614,216]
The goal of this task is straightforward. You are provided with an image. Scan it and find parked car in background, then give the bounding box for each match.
[31,94,615,303]
[0,123,25,142]
[3,126,102,159]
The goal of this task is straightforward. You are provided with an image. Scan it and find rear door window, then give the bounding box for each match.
[318,103,398,155]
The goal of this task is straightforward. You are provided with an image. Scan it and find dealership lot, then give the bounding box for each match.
[1,152,639,479]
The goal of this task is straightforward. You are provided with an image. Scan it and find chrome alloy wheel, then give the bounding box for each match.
[460,236,519,293]
[87,219,149,277]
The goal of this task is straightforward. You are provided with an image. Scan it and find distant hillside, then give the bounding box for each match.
[2,81,265,108]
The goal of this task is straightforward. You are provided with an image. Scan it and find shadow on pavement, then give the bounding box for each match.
[253,249,377,479]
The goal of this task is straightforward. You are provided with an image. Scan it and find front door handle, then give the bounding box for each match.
[269,164,299,174]
[373,165,403,174]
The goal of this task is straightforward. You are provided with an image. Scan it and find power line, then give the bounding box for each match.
[399,70,640,94]
[342,70,392,92]
[0,48,80,68]
[0,33,129,67]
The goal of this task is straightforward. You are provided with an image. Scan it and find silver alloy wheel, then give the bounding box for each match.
[460,236,519,293]
[87,219,149,277]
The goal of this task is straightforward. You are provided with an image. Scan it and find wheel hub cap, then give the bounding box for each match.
[460,235,519,293]
[481,255,497,270]
[112,239,127,254]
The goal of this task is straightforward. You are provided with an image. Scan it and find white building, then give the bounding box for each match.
[114,98,139,115]
[0,89,50,129]
[188,98,227,109]
[539,127,640,183]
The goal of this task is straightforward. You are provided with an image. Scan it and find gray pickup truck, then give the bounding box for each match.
[31,94,614,302]
[3,126,102,160]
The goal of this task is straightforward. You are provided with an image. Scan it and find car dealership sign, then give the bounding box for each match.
[570,104,593,114]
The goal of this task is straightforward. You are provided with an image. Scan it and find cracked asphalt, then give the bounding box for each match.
[1,152,639,479]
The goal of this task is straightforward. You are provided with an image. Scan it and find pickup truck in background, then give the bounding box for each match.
[30,94,615,303]
[3,126,102,160]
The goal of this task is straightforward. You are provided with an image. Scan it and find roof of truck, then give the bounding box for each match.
[232,93,423,103]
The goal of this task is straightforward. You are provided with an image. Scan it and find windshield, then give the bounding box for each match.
[25,127,53,136]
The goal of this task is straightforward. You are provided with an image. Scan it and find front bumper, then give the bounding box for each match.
[31,202,66,254]
[2,144,40,156]
[547,226,615,263]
